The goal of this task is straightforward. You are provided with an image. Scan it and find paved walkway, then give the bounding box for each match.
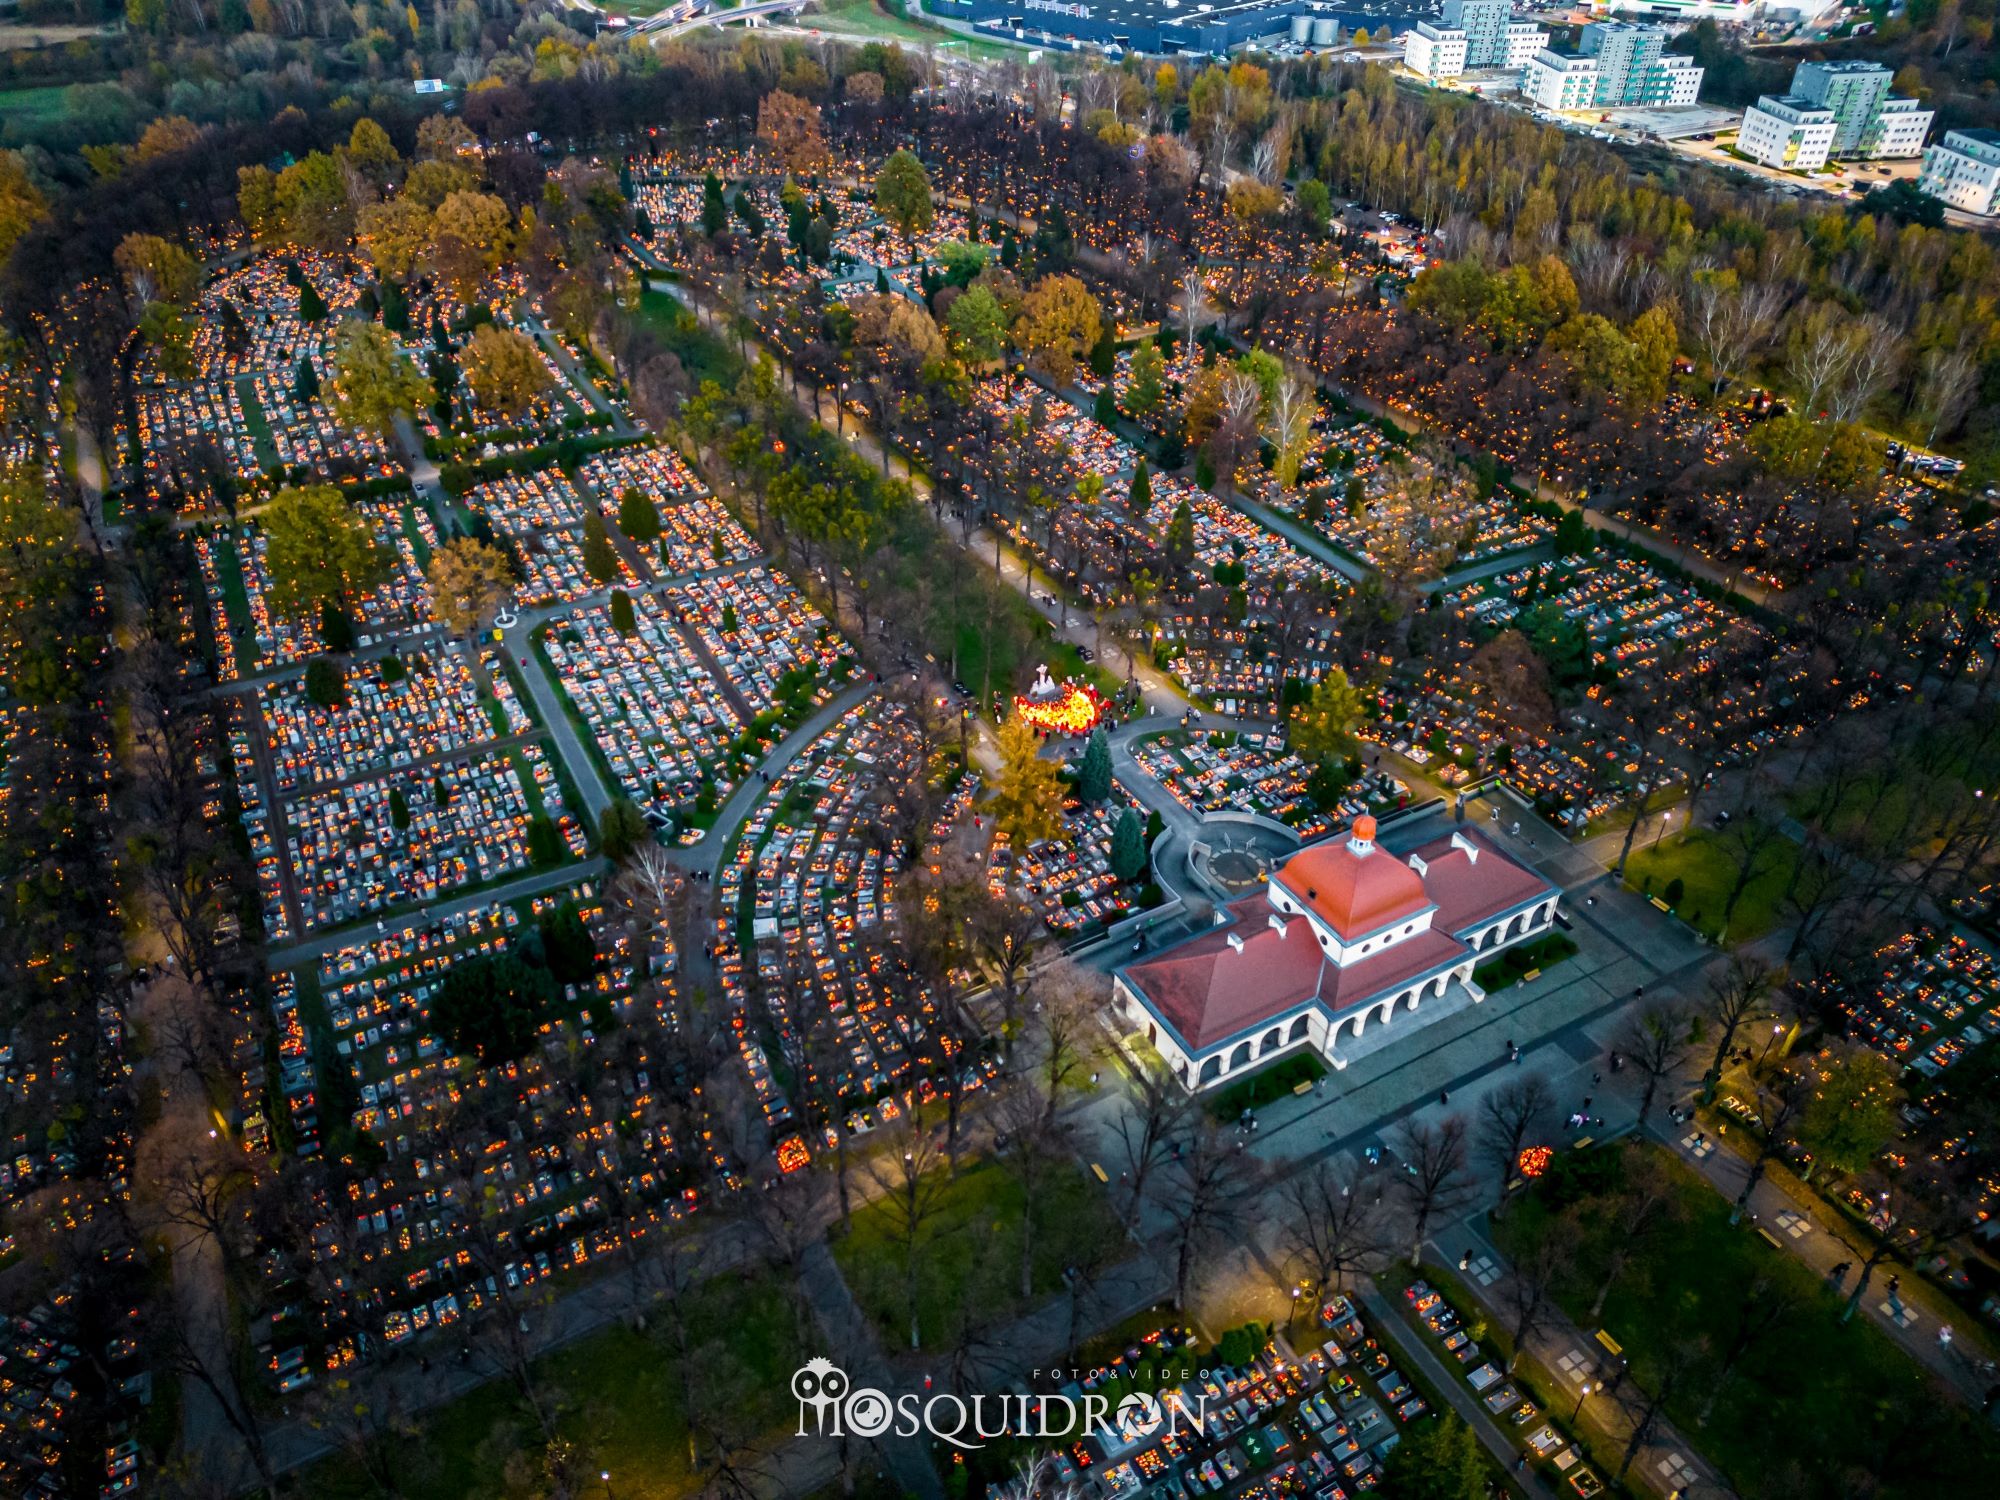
[1353,1284,1558,1499]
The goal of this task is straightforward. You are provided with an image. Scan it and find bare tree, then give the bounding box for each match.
[747,1167,832,1351]
[1390,1115,1475,1266]
[1826,317,1902,428]
[1785,302,1864,420]
[868,1111,950,1350]
[1019,958,1107,1137]
[1618,1001,1692,1126]
[1476,1074,1555,1213]
[1698,1275,1798,1425]
[1588,1148,1681,1321]
[1701,955,1774,1092]
[1273,1157,1387,1304]
[1177,269,1214,351]
[1497,1225,1574,1373]
[1155,1119,1263,1310]
[1112,1060,1194,1232]
[1685,274,1783,400]
[1615,1338,1708,1483]
[1915,345,1980,449]
[973,888,1042,1050]
[304,1361,434,1500]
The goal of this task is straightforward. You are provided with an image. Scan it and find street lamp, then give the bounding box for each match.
[1652,808,1673,850]
[600,1471,614,1500]
[1570,1381,1593,1424]
[1759,1020,1787,1068]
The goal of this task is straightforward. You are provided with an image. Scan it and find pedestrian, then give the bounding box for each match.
[1940,1325,1955,1350]
[1439,1089,1449,1106]
[1581,1096,1593,1111]
[1458,1251,1471,1272]
[1591,1071,1602,1087]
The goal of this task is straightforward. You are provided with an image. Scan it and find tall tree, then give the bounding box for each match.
[1476,1073,1554,1213]
[873,148,935,258]
[988,715,1068,849]
[424,537,517,643]
[1391,1115,1474,1266]
[329,321,433,437]
[259,485,389,624]
[461,324,554,417]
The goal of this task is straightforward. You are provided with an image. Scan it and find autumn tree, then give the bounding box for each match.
[1016,273,1103,386]
[425,538,517,642]
[430,189,515,298]
[758,90,832,176]
[329,321,433,437]
[988,714,1068,850]
[357,197,435,283]
[260,485,389,624]
[461,324,553,417]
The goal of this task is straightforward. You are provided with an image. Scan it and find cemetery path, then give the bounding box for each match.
[264,856,610,972]
[669,675,882,880]
[798,1241,948,1500]
[503,620,618,821]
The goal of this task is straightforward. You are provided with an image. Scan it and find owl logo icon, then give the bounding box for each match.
[793,1357,851,1436]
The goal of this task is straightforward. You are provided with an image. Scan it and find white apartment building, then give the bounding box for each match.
[1921,128,2000,216]
[1409,5,1547,80]
[1499,20,1549,69]
[1790,59,1934,159]
[1863,95,1934,159]
[1405,22,1470,81]
[1523,24,1700,112]
[1737,95,1837,173]
[1522,50,1601,112]
[1441,0,1511,66]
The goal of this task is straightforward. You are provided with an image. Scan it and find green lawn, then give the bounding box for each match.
[831,1153,1123,1351]
[1205,1050,1325,1120]
[631,290,743,389]
[812,0,1020,61]
[211,533,258,672]
[236,376,281,472]
[1472,930,1579,993]
[1493,1144,2000,1500]
[303,1269,806,1500]
[1623,825,1798,943]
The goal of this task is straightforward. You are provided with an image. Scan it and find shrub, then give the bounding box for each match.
[304,656,344,707]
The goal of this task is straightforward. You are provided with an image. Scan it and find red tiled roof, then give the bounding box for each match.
[1408,828,1556,936]
[1274,836,1431,942]
[1124,895,1468,1053]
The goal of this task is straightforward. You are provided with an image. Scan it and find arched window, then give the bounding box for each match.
[1289,1014,1310,1043]
[1199,1056,1221,1084]
[1261,1027,1283,1055]
[1230,1041,1253,1070]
